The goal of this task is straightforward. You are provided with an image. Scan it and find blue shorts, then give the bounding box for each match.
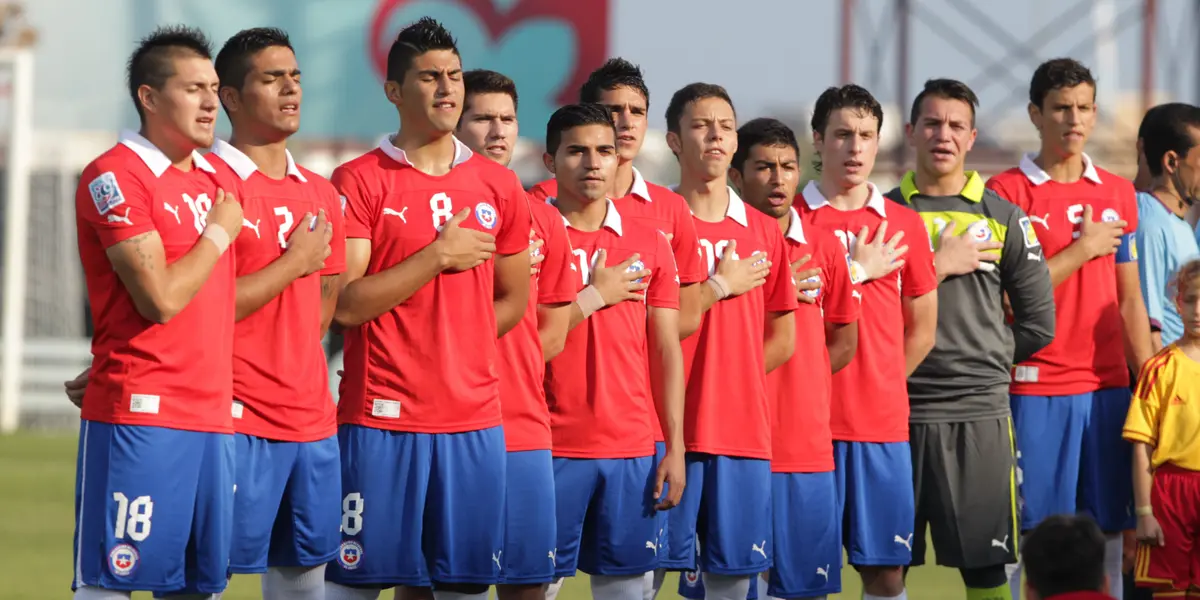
[662,453,772,576]
[1011,388,1135,532]
[553,454,659,577]
[834,441,915,567]
[654,441,670,561]
[71,421,234,595]
[229,433,341,573]
[769,471,842,597]
[326,425,506,587]
[503,450,556,584]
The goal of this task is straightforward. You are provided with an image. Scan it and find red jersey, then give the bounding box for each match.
[544,199,680,459]
[75,131,237,433]
[334,136,531,433]
[209,141,345,442]
[769,208,860,472]
[681,187,798,459]
[497,200,579,452]
[797,181,938,443]
[987,154,1138,395]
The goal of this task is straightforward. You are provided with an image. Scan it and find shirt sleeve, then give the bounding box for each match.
[900,209,939,298]
[764,224,799,313]
[496,174,533,255]
[77,164,157,248]
[1137,224,1171,331]
[1124,355,1166,445]
[320,180,348,276]
[536,207,581,303]
[986,176,1023,212]
[820,233,860,324]
[330,165,376,240]
[646,230,681,309]
[1116,186,1140,264]
[999,204,1055,364]
[670,199,707,285]
[526,179,554,203]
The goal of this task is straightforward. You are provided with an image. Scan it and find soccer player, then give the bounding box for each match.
[456,68,579,600]
[655,82,797,600]
[886,78,1055,600]
[542,102,686,600]
[325,18,531,600]
[1125,259,1200,597]
[729,117,861,600]
[1023,516,1117,600]
[209,28,343,600]
[986,58,1155,599]
[71,26,243,600]
[1134,103,1200,350]
[797,84,939,600]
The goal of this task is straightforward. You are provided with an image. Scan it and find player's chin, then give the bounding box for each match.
[188,128,216,149]
[428,112,461,133]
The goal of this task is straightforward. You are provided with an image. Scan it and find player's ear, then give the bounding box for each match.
[384,80,403,107]
[812,131,825,155]
[665,131,682,156]
[964,127,977,153]
[218,86,239,115]
[1026,102,1041,130]
[904,122,915,147]
[137,84,158,117]
[542,152,555,175]
[727,165,743,191]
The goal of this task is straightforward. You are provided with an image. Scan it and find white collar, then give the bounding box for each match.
[1019,152,1102,185]
[377,133,473,169]
[550,197,623,236]
[785,206,806,244]
[118,129,215,177]
[209,139,307,182]
[628,167,651,202]
[682,185,750,227]
[801,180,887,217]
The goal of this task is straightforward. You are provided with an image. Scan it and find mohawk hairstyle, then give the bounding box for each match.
[215,27,293,96]
[664,82,735,135]
[732,118,800,172]
[579,58,649,107]
[545,103,615,155]
[386,17,459,83]
[127,25,213,122]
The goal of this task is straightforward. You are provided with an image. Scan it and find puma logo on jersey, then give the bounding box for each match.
[1028,252,1042,262]
[243,219,261,239]
[548,549,556,566]
[106,207,133,226]
[1028,214,1050,229]
[491,550,502,571]
[646,540,658,555]
[163,202,181,224]
[383,207,407,223]
[992,535,1010,552]
[751,540,767,559]
[816,565,830,583]
[894,534,913,551]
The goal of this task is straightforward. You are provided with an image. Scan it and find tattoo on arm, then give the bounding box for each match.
[121,232,156,271]
[321,276,337,299]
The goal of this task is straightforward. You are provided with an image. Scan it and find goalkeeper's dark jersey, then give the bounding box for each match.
[885,171,1055,423]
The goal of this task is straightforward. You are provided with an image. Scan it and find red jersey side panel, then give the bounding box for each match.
[987,160,1137,395]
[797,182,937,443]
[334,145,532,433]
[545,201,679,459]
[497,201,579,452]
[682,190,798,459]
[769,216,861,472]
[76,135,236,433]
[210,144,342,443]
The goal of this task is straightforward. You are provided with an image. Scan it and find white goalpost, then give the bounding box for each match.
[0,46,36,434]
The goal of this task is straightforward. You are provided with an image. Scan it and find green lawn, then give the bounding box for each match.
[0,433,963,599]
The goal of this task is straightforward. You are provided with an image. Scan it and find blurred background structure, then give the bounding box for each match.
[4,0,1200,431]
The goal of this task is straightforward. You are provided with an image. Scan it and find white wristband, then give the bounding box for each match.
[201,224,230,255]
[577,285,605,318]
[707,275,731,301]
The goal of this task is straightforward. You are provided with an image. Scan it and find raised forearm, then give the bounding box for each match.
[334,244,443,328]
[1047,243,1090,287]
[235,253,305,322]
[763,313,795,374]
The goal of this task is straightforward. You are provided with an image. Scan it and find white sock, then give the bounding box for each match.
[74,588,132,600]
[701,574,751,600]
[1007,560,1022,600]
[545,578,565,600]
[862,592,906,600]
[262,565,326,600]
[1105,534,1124,600]
[432,591,489,600]
[324,581,381,600]
[643,569,666,600]
[592,574,646,600]
[756,573,773,600]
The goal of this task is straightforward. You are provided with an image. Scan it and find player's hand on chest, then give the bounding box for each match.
[1027,194,1126,252]
[697,234,766,278]
[238,194,321,254]
[377,189,499,245]
[154,185,219,256]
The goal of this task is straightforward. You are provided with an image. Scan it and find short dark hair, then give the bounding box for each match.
[214,27,293,114]
[580,58,649,107]
[1141,103,1200,177]
[386,17,458,83]
[732,118,800,172]
[1029,58,1096,110]
[909,78,979,127]
[463,69,518,114]
[665,83,735,135]
[1023,515,1107,598]
[127,25,213,122]
[811,84,884,137]
[545,103,615,155]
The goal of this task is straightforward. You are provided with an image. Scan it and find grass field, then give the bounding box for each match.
[0,433,962,599]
